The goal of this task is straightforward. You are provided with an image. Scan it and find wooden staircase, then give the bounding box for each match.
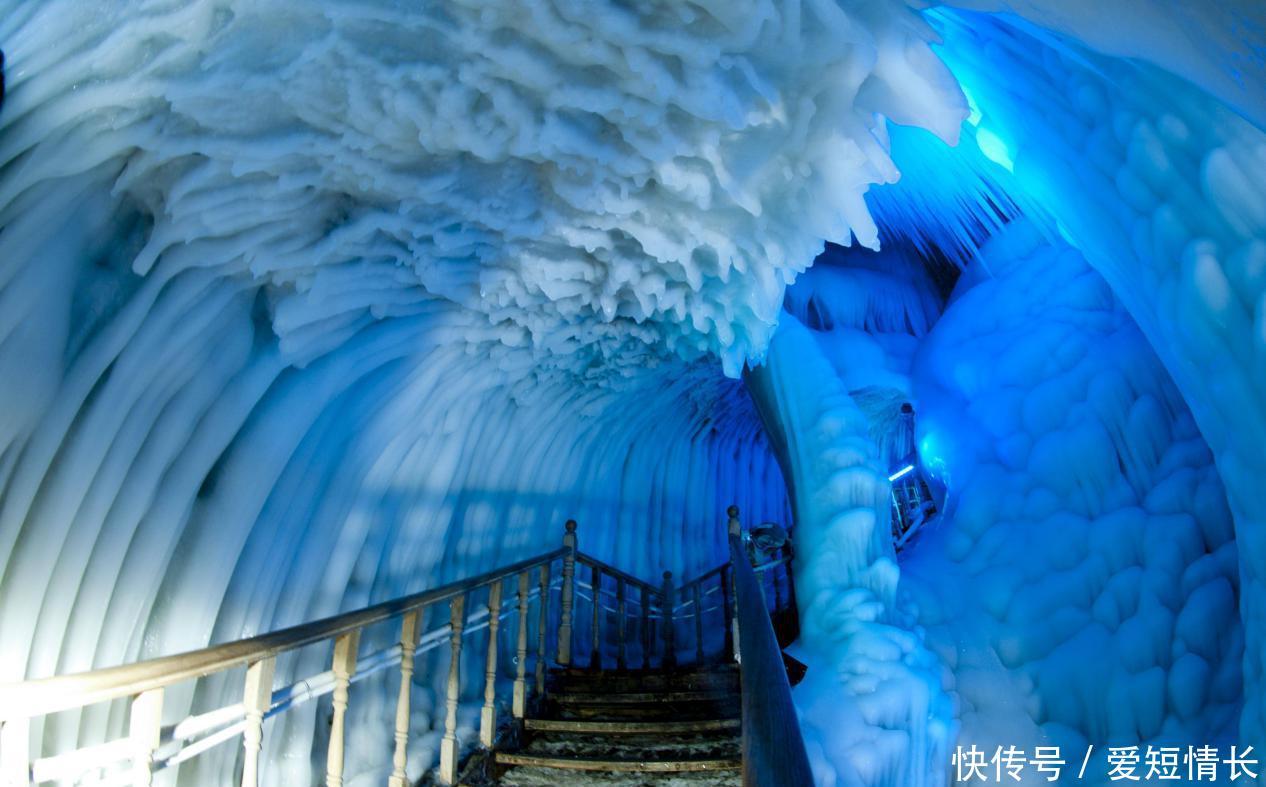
[491,664,741,784]
[0,506,812,787]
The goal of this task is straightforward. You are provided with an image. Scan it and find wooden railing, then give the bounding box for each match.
[726,506,813,787]
[0,508,804,787]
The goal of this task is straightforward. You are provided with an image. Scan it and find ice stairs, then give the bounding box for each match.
[491,663,742,785]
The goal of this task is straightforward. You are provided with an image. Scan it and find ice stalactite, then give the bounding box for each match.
[929,8,1266,752]
[746,244,954,787]
[903,220,1241,785]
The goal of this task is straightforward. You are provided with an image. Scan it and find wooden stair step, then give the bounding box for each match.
[551,703,735,721]
[524,718,739,735]
[552,689,735,704]
[495,752,741,773]
[549,671,738,693]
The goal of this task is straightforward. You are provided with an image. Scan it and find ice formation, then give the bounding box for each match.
[0,0,1265,785]
[906,221,1241,784]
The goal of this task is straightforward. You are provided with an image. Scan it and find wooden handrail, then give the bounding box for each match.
[729,532,812,787]
[677,562,727,593]
[0,547,568,723]
[574,553,663,599]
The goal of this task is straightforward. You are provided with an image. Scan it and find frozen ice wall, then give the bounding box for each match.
[747,242,955,787]
[904,221,1241,784]
[0,0,968,783]
[929,6,1266,752]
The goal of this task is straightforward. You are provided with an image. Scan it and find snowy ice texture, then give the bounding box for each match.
[1,0,1266,786]
[906,222,1241,785]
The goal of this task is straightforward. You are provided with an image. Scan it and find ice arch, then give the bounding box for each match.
[0,1,1264,786]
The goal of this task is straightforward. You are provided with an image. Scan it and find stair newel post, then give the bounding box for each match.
[590,564,603,669]
[693,583,705,664]
[557,520,578,667]
[727,504,741,662]
[480,581,503,748]
[129,688,164,787]
[439,594,466,785]
[389,611,421,787]
[241,656,276,787]
[616,579,627,670]
[661,571,675,668]
[513,571,531,719]
[536,563,550,697]
[640,585,651,669]
[326,630,360,787]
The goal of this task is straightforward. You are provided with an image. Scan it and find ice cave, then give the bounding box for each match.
[1,1,1265,786]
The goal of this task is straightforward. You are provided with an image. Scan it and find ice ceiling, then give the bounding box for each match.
[0,1,1264,785]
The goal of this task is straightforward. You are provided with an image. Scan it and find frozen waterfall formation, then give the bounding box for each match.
[0,1,1265,786]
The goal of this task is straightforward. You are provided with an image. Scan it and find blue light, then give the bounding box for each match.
[974,127,1014,172]
[889,464,915,482]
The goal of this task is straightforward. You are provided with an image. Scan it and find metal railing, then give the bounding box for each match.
[0,508,804,787]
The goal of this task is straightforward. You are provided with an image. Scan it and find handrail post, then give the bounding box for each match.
[558,520,578,667]
[640,586,651,669]
[721,566,734,660]
[616,579,627,670]
[389,611,421,787]
[480,581,503,748]
[326,631,359,787]
[513,571,531,719]
[661,571,675,668]
[693,583,705,664]
[241,656,276,787]
[590,564,603,670]
[1,719,29,787]
[536,563,550,696]
[130,688,163,787]
[728,505,742,662]
[439,594,466,785]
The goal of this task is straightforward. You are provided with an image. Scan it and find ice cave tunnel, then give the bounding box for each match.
[1,1,1265,786]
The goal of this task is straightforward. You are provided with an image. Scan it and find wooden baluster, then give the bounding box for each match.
[241,656,276,787]
[590,564,602,670]
[558,520,577,667]
[693,583,705,664]
[640,585,651,669]
[480,581,503,748]
[728,505,742,662]
[0,719,29,787]
[326,631,360,787]
[439,594,466,785]
[661,571,675,668]
[536,563,550,697]
[616,579,627,670]
[720,566,734,660]
[130,688,163,787]
[389,610,421,787]
[513,571,531,719]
